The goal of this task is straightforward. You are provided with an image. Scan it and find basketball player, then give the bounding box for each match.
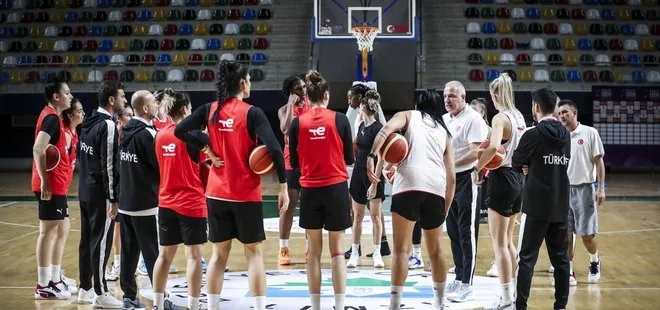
[77,80,125,307]
[32,79,74,300]
[472,73,526,310]
[442,81,489,302]
[366,89,455,310]
[346,90,386,268]
[175,60,289,310]
[277,74,310,266]
[557,99,605,284]
[513,88,570,310]
[153,91,209,310]
[288,70,353,310]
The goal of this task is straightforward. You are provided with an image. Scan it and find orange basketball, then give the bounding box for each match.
[249,145,274,175]
[477,140,506,170]
[199,158,211,188]
[46,144,60,171]
[380,133,409,165]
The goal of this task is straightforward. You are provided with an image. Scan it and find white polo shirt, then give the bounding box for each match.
[443,106,490,173]
[567,123,604,185]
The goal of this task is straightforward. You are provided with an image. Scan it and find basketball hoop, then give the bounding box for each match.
[351,26,380,81]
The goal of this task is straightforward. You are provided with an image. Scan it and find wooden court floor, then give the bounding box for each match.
[1,172,659,309]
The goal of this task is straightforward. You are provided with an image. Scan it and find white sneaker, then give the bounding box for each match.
[486,297,514,310]
[373,253,385,268]
[447,283,473,303]
[34,282,71,300]
[548,265,555,273]
[346,253,359,268]
[447,266,455,274]
[408,253,424,269]
[52,281,75,297]
[105,263,120,281]
[92,292,122,309]
[445,280,461,295]
[61,271,77,286]
[486,260,499,277]
[77,288,97,304]
[588,260,601,283]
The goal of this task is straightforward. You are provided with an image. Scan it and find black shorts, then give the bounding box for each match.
[286,169,301,190]
[349,166,385,205]
[391,191,446,230]
[486,167,523,217]
[158,207,208,246]
[299,181,352,231]
[34,193,68,221]
[206,198,265,244]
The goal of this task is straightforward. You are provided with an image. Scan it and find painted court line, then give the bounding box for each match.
[0,230,39,245]
[0,202,16,208]
[0,221,81,232]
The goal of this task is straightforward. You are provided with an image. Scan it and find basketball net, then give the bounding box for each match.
[351,26,379,81]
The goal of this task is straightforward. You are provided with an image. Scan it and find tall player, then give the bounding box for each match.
[557,99,605,284]
[289,70,353,310]
[472,73,525,309]
[152,92,208,310]
[175,60,289,310]
[77,80,125,307]
[277,74,310,265]
[32,78,74,300]
[366,89,455,310]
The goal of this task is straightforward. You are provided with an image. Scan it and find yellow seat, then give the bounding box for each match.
[574,23,589,35]
[64,54,77,66]
[38,40,53,52]
[72,71,86,83]
[29,26,43,38]
[194,24,208,36]
[485,53,498,65]
[542,8,555,19]
[134,24,148,36]
[563,54,578,66]
[9,71,22,84]
[141,0,154,6]
[200,0,213,6]
[222,37,237,50]
[617,9,631,21]
[563,38,576,50]
[153,9,165,22]
[519,69,533,82]
[49,11,64,23]
[114,40,128,51]
[136,70,150,82]
[614,71,625,83]
[641,39,654,52]
[255,23,270,35]
[498,23,512,34]
[55,0,67,9]
[173,53,186,66]
[643,0,655,5]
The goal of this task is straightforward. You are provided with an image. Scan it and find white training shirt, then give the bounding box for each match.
[346,105,386,138]
[393,111,449,197]
[443,106,490,173]
[501,109,527,167]
[567,123,604,185]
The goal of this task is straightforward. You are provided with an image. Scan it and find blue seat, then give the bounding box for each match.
[567,70,582,81]
[65,11,78,22]
[18,56,32,65]
[185,0,200,6]
[601,9,615,21]
[252,52,268,65]
[98,39,113,51]
[632,71,645,83]
[0,27,14,38]
[207,38,220,50]
[621,24,634,35]
[0,72,9,84]
[138,10,151,21]
[89,25,103,37]
[583,0,598,4]
[41,71,57,83]
[527,8,540,19]
[486,69,500,81]
[482,22,497,34]
[95,54,110,66]
[97,0,111,8]
[578,38,592,50]
[242,9,256,20]
[628,54,642,66]
[179,24,193,35]
[157,53,172,65]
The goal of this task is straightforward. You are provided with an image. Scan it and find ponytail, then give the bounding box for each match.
[212,60,249,123]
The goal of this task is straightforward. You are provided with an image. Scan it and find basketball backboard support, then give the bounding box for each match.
[313,0,417,41]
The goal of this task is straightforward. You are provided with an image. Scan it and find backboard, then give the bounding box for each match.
[313,0,417,40]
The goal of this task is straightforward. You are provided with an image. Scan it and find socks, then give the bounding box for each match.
[310,294,321,310]
[114,255,121,266]
[50,265,61,283]
[37,266,50,286]
[352,244,360,255]
[253,296,266,310]
[590,251,599,263]
[208,294,221,310]
[334,294,345,310]
[279,239,289,249]
[188,296,200,310]
[389,285,403,309]
[501,282,514,303]
[412,244,421,256]
[374,245,381,256]
[153,293,165,309]
[569,262,574,274]
[432,281,445,307]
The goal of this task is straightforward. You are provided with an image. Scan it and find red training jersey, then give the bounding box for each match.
[31,106,71,195]
[206,98,261,202]
[153,116,173,131]
[284,98,311,170]
[63,126,78,190]
[155,123,207,218]
[296,108,348,188]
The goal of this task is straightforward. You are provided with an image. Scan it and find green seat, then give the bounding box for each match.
[580,54,595,66]
[249,68,265,82]
[79,55,95,67]
[203,54,219,66]
[238,38,252,50]
[481,7,495,19]
[484,38,498,49]
[240,23,255,34]
[513,22,527,34]
[152,70,167,82]
[605,24,619,35]
[129,39,144,51]
[112,0,126,8]
[215,0,229,5]
[212,9,226,20]
[546,38,562,50]
[104,25,118,37]
[23,41,38,52]
[168,10,182,21]
[550,70,565,82]
[467,53,483,65]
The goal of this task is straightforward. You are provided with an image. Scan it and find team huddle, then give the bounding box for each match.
[31,61,605,310]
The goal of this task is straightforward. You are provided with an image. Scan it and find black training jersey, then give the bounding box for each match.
[355,121,383,167]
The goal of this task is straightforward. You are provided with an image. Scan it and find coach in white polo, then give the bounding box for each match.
[557,99,605,285]
[442,81,489,302]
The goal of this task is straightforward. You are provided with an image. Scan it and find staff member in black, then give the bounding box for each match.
[512,88,571,310]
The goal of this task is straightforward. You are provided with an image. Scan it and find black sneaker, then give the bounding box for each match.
[367,240,391,257]
[123,297,146,310]
[344,245,361,259]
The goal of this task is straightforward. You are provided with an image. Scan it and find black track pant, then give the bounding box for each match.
[516,213,570,310]
[79,199,114,295]
[446,170,479,284]
[119,213,159,299]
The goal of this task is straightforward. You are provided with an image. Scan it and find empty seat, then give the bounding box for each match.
[580,54,595,66]
[574,23,589,35]
[516,53,531,65]
[642,39,657,51]
[646,71,660,83]
[164,24,178,35]
[602,9,615,21]
[617,9,631,20]
[465,7,479,18]
[143,39,157,50]
[167,69,183,82]
[228,8,241,19]
[104,25,118,37]
[467,22,480,34]
[188,53,203,65]
[550,69,566,82]
[126,54,140,65]
[254,38,268,49]
[557,8,570,19]
[204,53,219,65]
[220,53,235,61]
[564,54,578,66]
[529,22,543,34]
[624,39,639,51]
[487,69,501,82]
[612,54,626,66]
[632,71,645,83]
[95,54,110,66]
[469,69,484,81]
[567,70,581,82]
[197,9,211,20]
[176,39,191,50]
[500,38,514,49]
[118,25,133,36]
[250,68,265,82]
[559,23,573,34]
[599,70,614,82]
[240,23,254,34]
[255,23,270,35]
[152,70,167,82]
[578,39,592,50]
[548,54,563,65]
[194,23,208,35]
[650,24,660,35]
[180,24,193,35]
[499,53,514,65]
[173,53,186,65]
[547,38,561,50]
[485,53,498,65]
[527,8,540,19]
[643,55,658,66]
[467,53,483,65]
[632,9,646,20]
[497,7,510,18]
[584,70,598,82]
[236,53,250,65]
[110,54,125,66]
[139,10,153,21]
[225,23,239,34]
[200,69,215,81]
[590,23,604,35]
[587,9,600,20]
[482,22,496,34]
[212,9,226,20]
[191,38,206,50]
[183,9,197,20]
[541,8,554,19]
[512,7,525,19]
[136,70,150,82]
[257,8,271,19]
[119,70,134,82]
[184,69,198,82]
[531,38,545,49]
[242,8,256,20]
[544,23,558,34]
[142,54,156,66]
[513,22,527,34]
[238,38,252,49]
[160,39,174,51]
[596,54,611,66]
[54,40,68,52]
[532,53,547,65]
[534,69,549,81]
[207,38,221,49]
[647,10,659,21]
[251,53,267,65]
[519,69,533,82]
[572,8,586,19]
[605,24,620,35]
[594,39,608,51]
[168,10,182,20]
[621,24,634,35]
[482,38,496,49]
[79,55,94,67]
[134,24,148,36]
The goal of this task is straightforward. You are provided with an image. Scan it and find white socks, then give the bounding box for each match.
[569,262,574,274]
[188,296,200,310]
[335,294,345,310]
[208,294,221,310]
[279,239,289,249]
[50,265,61,283]
[374,244,381,256]
[310,293,321,310]
[352,244,360,255]
[37,266,50,286]
[501,282,515,303]
[590,251,599,262]
[114,255,121,266]
[412,244,422,255]
[253,296,266,310]
[432,281,445,307]
[153,293,164,309]
[389,285,404,309]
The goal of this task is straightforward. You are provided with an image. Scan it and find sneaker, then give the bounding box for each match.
[137,261,148,276]
[78,288,97,304]
[122,297,146,310]
[34,281,71,300]
[486,297,514,310]
[373,253,385,268]
[105,263,120,281]
[408,253,424,269]
[448,266,455,274]
[588,260,601,283]
[61,271,78,287]
[447,283,473,303]
[278,247,292,266]
[201,259,208,273]
[157,298,187,310]
[548,265,555,273]
[346,253,359,268]
[486,260,499,277]
[53,280,76,296]
[434,301,446,309]
[552,272,577,286]
[344,245,361,259]
[367,240,391,257]
[168,265,178,274]
[92,292,122,308]
[445,280,461,295]
[225,265,229,272]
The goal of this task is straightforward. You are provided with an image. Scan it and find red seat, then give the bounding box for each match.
[123,11,137,22]
[188,53,202,65]
[200,69,215,81]
[228,9,241,20]
[24,71,40,83]
[609,39,623,50]
[544,23,558,34]
[104,70,119,80]
[69,0,83,8]
[516,53,531,65]
[571,8,585,19]
[583,70,598,82]
[142,54,156,66]
[84,40,98,51]
[496,8,510,19]
[74,26,88,36]
[611,54,626,66]
[254,37,269,49]
[500,38,514,49]
[164,24,178,36]
[469,69,484,81]
[49,55,64,67]
[160,39,174,50]
[22,12,36,23]
[156,0,171,6]
[651,24,660,35]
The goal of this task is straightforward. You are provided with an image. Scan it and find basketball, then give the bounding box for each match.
[477,140,506,170]
[199,158,211,188]
[249,145,274,175]
[45,144,60,171]
[380,133,408,165]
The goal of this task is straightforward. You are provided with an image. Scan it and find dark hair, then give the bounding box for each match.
[213,60,249,123]
[531,88,558,115]
[44,76,67,103]
[416,89,451,137]
[164,91,191,118]
[97,80,124,107]
[305,70,329,103]
[349,83,369,99]
[281,74,304,97]
[62,98,80,127]
[117,104,133,116]
[557,99,578,112]
[361,90,381,119]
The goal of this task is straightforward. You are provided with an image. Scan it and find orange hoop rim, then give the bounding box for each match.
[351,26,380,33]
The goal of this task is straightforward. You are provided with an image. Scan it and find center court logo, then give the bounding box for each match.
[139,269,498,309]
[309,126,326,140]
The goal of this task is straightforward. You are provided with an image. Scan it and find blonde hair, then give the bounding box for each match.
[361,90,381,121]
[156,88,175,120]
[489,72,515,111]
